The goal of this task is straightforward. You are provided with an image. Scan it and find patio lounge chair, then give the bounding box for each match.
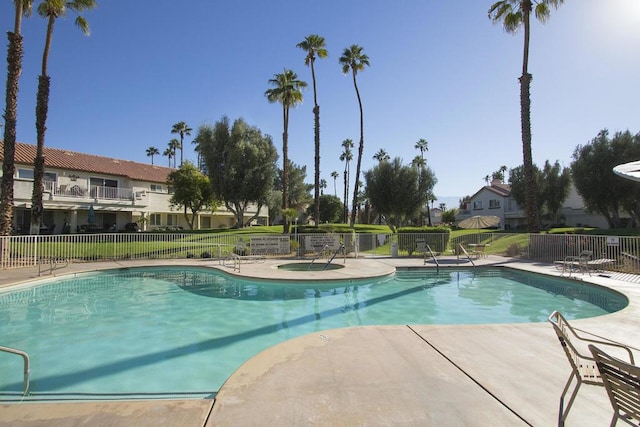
[554,250,593,276]
[588,344,640,426]
[548,311,635,426]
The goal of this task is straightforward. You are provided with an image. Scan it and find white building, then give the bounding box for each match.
[1,141,268,233]
[456,179,611,230]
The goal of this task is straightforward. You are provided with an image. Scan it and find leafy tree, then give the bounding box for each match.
[339,139,353,223]
[146,146,160,165]
[198,116,278,228]
[441,208,457,224]
[31,0,96,234]
[509,160,570,225]
[364,157,436,232]
[166,162,218,230]
[265,69,307,234]
[0,1,32,236]
[489,0,564,232]
[297,34,327,230]
[571,130,640,228]
[171,121,192,167]
[330,171,339,197]
[306,194,343,223]
[274,159,313,211]
[339,45,370,227]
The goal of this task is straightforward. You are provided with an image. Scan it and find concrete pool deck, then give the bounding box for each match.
[1,256,639,426]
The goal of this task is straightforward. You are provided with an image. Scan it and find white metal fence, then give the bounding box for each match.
[2,232,640,274]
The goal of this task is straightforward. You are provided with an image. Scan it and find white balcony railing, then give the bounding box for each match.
[43,182,139,201]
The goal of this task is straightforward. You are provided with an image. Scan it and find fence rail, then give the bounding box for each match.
[2,232,640,275]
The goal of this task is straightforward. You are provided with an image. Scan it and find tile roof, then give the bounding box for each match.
[0,141,173,184]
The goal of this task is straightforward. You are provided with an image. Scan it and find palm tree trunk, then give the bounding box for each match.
[520,3,538,232]
[350,72,364,228]
[343,166,348,223]
[31,75,50,234]
[0,31,23,236]
[282,105,290,234]
[313,104,320,227]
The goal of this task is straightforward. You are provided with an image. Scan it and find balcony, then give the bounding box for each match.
[44,182,147,205]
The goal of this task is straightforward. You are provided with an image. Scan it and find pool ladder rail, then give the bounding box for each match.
[308,245,330,270]
[457,244,476,267]
[38,256,69,276]
[424,244,440,272]
[0,345,30,395]
[323,244,345,271]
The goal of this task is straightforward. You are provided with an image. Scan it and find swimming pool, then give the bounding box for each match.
[0,266,626,401]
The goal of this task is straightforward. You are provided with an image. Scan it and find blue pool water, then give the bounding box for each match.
[0,266,627,401]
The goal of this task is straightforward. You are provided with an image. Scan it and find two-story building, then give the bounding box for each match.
[457,179,612,230]
[0,141,268,233]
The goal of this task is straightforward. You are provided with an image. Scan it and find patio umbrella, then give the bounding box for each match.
[458,215,500,229]
[88,204,95,224]
[613,160,640,182]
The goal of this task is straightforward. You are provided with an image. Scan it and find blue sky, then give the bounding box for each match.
[1,0,639,210]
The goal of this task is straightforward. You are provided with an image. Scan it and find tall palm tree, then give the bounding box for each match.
[339,139,353,224]
[297,34,328,229]
[265,69,307,234]
[146,146,160,165]
[414,138,431,226]
[171,121,191,167]
[489,0,563,232]
[163,147,173,167]
[0,0,32,236]
[339,45,370,227]
[330,171,339,197]
[168,138,180,168]
[31,0,96,234]
[373,149,389,162]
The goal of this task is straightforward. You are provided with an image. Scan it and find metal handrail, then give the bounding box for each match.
[0,345,30,395]
[308,245,329,269]
[425,244,440,272]
[38,256,69,276]
[457,244,476,267]
[324,244,345,270]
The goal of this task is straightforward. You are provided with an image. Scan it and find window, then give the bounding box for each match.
[473,201,483,210]
[150,214,161,226]
[150,184,163,192]
[201,217,211,229]
[489,199,501,209]
[17,169,34,180]
[167,214,178,226]
[44,172,56,182]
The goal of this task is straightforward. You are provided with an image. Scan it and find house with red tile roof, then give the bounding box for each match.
[1,141,268,233]
[456,179,610,230]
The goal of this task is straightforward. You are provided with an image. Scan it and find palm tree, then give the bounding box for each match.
[0,0,32,236]
[339,45,370,227]
[171,121,192,167]
[297,34,328,229]
[320,179,327,196]
[330,171,339,197]
[265,69,307,234]
[373,149,390,162]
[168,138,180,168]
[489,0,563,232]
[163,147,173,167]
[339,139,354,224]
[414,138,428,159]
[146,146,160,165]
[31,0,96,234]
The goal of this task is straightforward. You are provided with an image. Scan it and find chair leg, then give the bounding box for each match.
[559,373,581,426]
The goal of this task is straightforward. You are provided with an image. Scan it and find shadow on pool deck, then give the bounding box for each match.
[1,257,639,426]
